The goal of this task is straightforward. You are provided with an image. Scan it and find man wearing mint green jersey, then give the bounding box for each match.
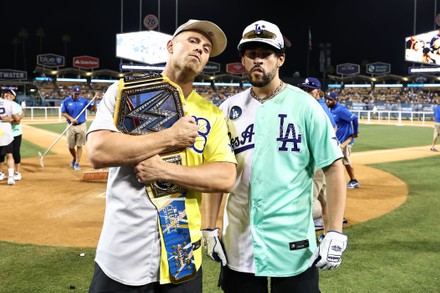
[203,20,348,293]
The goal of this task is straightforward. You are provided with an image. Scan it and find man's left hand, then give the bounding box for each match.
[201,228,227,266]
[308,230,348,270]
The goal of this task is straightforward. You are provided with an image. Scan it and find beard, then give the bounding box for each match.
[245,66,277,88]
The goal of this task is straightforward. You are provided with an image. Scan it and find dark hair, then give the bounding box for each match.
[238,42,285,57]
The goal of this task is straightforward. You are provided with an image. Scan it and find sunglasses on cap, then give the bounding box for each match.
[243,30,278,40]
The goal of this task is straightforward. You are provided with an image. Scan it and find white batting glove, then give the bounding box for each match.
[201,228,227,266]
[308,230,348,270]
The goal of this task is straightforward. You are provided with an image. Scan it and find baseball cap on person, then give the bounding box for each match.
[172,19,227,57]
[431,34,440,47]
[237,20,291,51]
[72,85,81,93]
[300,77,321,90]
[4,89,16,97]
[325,91,338,100]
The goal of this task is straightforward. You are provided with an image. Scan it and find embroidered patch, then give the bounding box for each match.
[289,240,309,250]
[229,106,242,120]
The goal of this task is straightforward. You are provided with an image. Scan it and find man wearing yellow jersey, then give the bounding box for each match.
[86,19,237,293]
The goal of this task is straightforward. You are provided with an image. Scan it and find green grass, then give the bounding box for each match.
[30,121,92,136]
[20,122,93,159]
[2,123,439,292]
[31,123,69,134]
[353,124,433,152]
[0,243,96,292]
[21,139,48,158]
[318,156,440,293]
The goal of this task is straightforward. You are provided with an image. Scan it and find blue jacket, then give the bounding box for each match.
[434,105,440,123]
[61,96,94,124]
[330,102,359,144]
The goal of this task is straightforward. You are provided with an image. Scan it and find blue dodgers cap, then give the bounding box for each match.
[300,77,321,90]
[325,91,338,100]
[72,85,81,93]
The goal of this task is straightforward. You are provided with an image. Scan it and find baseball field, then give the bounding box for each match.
[0,120,439,292]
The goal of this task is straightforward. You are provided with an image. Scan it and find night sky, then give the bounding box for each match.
[2,0,440,78]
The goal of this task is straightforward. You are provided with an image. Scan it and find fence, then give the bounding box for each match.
[352,110,434,126]
[22,107,96,122]
[21,107,434,126]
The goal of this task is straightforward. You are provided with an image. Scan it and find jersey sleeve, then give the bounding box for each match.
[203,107,236,164]
[86,81,120,137]
[308,101,343,169]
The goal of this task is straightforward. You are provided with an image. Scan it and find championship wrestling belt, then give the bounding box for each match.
[114,72,197,284]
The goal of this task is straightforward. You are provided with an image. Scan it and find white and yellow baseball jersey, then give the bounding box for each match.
[87,80,236,286]
[220,84,342,277]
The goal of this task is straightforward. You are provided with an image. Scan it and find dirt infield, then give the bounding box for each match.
[0,122,438,248]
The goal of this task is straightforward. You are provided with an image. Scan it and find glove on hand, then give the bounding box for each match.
[201,228,227,266]
[308,230,348,270]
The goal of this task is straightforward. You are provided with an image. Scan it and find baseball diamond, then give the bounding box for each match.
[0,121,438,247]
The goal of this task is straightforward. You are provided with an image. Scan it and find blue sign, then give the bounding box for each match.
[203,62,220,74]
[37,53,65,68]
[336,63,360,75]
[366,62,391,75]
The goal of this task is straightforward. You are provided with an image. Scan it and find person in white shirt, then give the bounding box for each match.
[0,89,20,185]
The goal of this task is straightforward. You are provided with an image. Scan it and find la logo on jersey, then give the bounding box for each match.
[229,106,242,120]
[228,109,302,154]
[277,114,302,152]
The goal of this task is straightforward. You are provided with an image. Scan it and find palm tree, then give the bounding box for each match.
[11,37,21,69]
[36,27,46,54]
[62,34,71,61]
[361,59,370,75]
[18,27,29,71]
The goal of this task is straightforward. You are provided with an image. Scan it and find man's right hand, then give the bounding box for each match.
[170,116,199,149]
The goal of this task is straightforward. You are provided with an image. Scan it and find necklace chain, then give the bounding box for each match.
[250,81,284,103]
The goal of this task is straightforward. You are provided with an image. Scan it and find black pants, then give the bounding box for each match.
[0,134,21,164]
[220,265,320,293]
[88,262,202,293]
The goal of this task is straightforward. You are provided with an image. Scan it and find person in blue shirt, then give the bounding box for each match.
[431,104,440,151]
[61,85,97,170]
[300,77,337,234]
[300,77,336,129]
[325,91,360,189]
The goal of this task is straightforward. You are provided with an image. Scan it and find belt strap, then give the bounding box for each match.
[113,73,197,284]
[154,195,197,284]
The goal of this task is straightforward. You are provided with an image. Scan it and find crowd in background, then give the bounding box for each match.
[14,79,440,111]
